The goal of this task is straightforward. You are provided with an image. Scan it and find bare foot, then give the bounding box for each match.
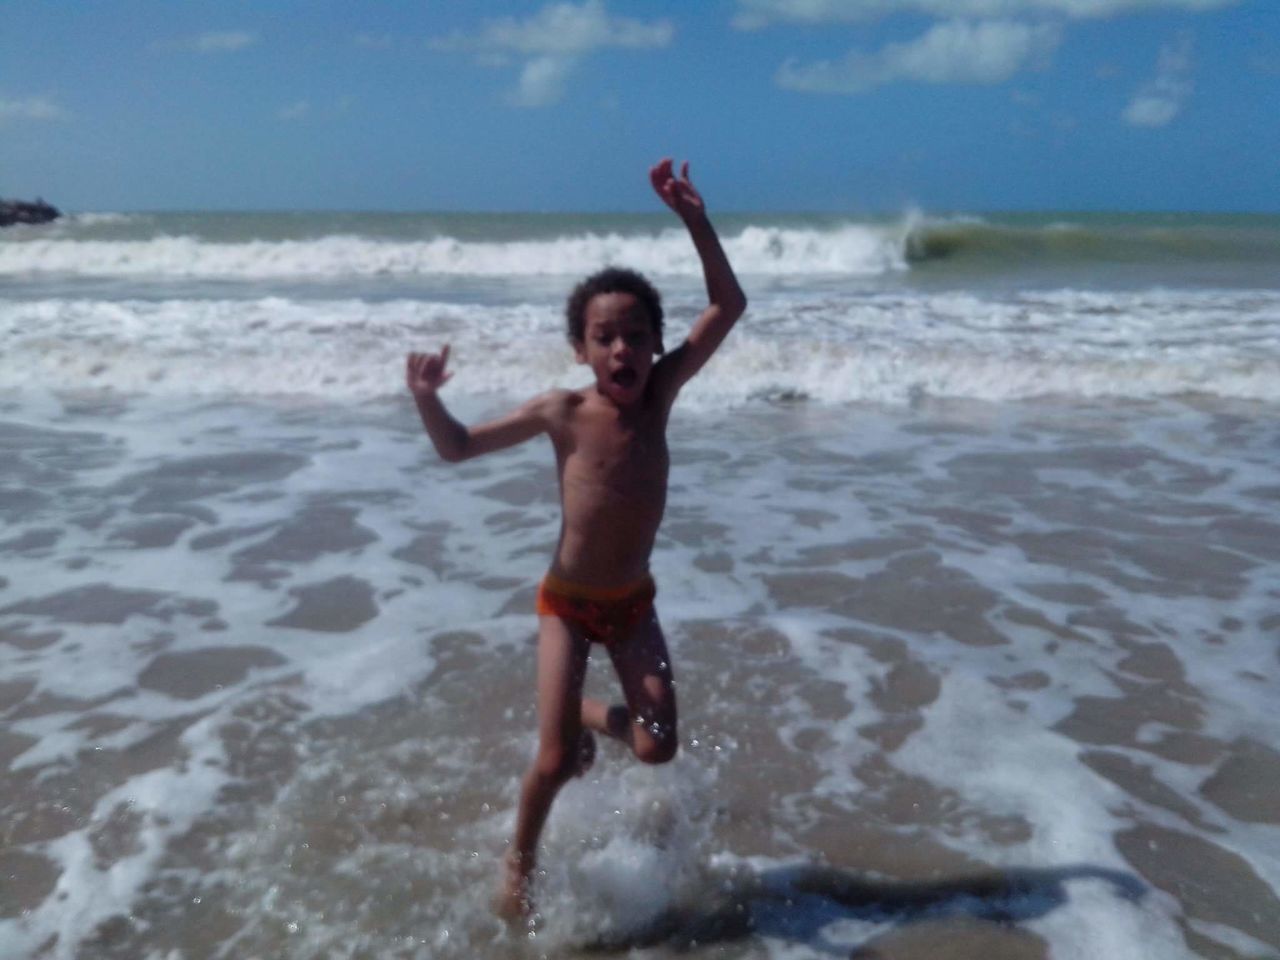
[493,851,532,922]
[576,730,596,777]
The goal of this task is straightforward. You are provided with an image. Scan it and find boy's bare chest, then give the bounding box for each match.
[564,414,669,491]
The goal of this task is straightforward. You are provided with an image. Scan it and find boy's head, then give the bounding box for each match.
[566,267,665,405]
[566,267,664,355]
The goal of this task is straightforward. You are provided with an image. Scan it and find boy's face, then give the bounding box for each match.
[575,292,658,406]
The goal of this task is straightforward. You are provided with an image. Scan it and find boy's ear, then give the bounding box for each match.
[572,338,588,363]
[654,336,665,355]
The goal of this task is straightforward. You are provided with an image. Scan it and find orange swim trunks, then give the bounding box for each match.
[535,572,656,644]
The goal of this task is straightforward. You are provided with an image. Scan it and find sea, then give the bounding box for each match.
[1,211,1278,959]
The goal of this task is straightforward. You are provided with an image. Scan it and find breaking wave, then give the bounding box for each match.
[0,225,907,280]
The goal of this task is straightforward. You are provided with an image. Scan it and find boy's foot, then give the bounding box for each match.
[494,852,532,922]
[576,730,596,777]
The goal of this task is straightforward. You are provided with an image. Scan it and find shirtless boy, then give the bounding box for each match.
[405,158,746,919]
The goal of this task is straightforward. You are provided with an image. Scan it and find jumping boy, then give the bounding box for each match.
[405,158,746,919]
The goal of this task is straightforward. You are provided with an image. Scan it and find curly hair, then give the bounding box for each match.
[564,266,665,354]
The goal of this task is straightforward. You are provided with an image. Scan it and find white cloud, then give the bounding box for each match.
[431,0,672,107]
[278,100,311,121]
[354,33,395,50]
[778,19,1060,94]
[192,31,258,53]
[275,98,357,121]
[1122,33,1192,127]
[508,56,576,107]
[735,0,1238,28]
[152,31,257,53]
[0,94,66,122]
[432,0,672,56]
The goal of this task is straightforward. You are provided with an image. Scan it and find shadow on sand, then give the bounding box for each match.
[581,862,1145,956]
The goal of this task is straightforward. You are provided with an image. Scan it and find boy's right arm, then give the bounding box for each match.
[647,160,747,401]
[407,347,552,462]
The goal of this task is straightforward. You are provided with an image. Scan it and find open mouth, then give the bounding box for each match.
[610,367,638,388]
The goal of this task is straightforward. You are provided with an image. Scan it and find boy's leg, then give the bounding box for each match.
[599,612,679,764]
[500,615,591,918]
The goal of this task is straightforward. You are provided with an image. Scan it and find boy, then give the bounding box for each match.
[405,158,746,919]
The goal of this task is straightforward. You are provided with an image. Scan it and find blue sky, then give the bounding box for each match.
[2,0,1277,212]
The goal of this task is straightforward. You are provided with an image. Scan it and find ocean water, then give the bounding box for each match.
[1,212,1278,959]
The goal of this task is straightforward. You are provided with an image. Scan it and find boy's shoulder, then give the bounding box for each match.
[522,387,586,422]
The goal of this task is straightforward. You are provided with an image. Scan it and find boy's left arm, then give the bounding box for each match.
[650,159,747,397]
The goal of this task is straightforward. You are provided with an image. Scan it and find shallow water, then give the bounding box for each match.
[2,390,1277,959]
[4,206,1279,957]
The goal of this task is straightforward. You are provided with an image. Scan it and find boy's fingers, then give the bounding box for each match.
[441,344,451,368]
[681,160,690,182]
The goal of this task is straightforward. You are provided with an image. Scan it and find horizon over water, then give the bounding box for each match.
[1,208,1278,959]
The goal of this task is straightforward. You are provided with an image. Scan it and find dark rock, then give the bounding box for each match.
[0,198,60,227]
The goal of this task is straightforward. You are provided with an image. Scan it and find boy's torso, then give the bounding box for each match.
[547,388,670,587]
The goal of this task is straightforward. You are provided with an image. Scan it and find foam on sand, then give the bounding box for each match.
[2,392,1278,958]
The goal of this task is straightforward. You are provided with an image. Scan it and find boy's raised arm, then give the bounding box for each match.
[650,159,747,392]
[407,347,549,462]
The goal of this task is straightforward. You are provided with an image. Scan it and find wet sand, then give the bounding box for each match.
[1,392,1278,959]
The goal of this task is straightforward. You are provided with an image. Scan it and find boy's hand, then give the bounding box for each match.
[650,158,705,222]
[406,346,452,397]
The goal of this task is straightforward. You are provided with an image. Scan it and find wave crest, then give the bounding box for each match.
[905,216,1280,267]
[0,224,907,280]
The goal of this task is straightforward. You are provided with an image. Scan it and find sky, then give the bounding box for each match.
[2,0,1278,213]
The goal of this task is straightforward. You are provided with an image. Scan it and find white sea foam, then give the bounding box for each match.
[0,224,906,279]
[2,288,1277,405]
[66,212,139,226]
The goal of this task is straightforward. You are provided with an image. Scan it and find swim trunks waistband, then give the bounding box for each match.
[535,572,656,643]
